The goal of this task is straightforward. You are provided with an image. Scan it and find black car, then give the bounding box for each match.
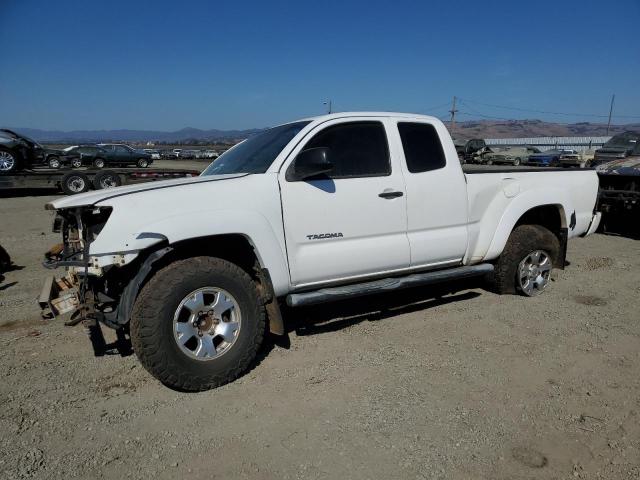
[1,129,42,172]
[60,145,107,168]
[95,144,153,168]
[0,128,72,172]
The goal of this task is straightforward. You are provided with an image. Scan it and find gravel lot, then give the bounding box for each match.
[0,175,638,479]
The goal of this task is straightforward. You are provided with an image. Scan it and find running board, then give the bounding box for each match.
[286,264,494,307]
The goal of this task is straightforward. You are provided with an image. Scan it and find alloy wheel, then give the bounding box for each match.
[517,250,552,296]
[173,287,241,361]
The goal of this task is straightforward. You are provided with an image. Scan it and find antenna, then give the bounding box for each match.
[323,100,332,114]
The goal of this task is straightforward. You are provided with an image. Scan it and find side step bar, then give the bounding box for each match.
[286,263,494,307]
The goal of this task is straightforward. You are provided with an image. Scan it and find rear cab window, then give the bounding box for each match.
[397,122,446,173]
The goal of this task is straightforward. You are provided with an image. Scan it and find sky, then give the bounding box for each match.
[0,0,639,131]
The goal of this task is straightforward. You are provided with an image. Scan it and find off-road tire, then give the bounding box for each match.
[493,224,560,295]
[130,257,266,391]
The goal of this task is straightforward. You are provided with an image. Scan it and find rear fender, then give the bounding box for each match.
[484,188,571,261]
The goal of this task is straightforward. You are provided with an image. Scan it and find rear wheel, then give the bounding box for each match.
[93,158,105,169]
[60,172,90,195]
[92,170,122,190]
[0,147,19,174]
[493,225,559,296]
[130,257,266,391]
[137,158,149,168]
[513,157,521,166]
[71,157,83,168]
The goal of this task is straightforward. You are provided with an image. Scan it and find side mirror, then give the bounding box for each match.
[288,147,333,181]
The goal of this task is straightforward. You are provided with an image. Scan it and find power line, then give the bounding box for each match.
[459,97,640,119]
[421,101,452,114]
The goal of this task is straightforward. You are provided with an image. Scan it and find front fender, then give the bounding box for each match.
[91,208,291,295]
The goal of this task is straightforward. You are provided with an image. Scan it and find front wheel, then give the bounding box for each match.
[71,157,83,168]
[513,157,521,166]
[493,225,559,296]
[48,156,61,169]
[137,158,149,168]
[130,257,266,391]
[0,148,19,174]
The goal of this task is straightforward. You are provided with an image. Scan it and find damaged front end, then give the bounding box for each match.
[39,206,168,354]
[40,207,112,318]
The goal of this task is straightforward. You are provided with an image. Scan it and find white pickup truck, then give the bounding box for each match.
[42,112,601,391]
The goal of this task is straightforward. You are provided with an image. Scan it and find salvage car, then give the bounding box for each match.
[558,149,596,168]
[0,129,68,172]
[483,146,541,166]
[59,145,109,168]
[453,138,487,163]
[143,149,161,160]
[593,131,640,166]
[41,112,601,391]
[526,149,579,167]
[95,144,153,168]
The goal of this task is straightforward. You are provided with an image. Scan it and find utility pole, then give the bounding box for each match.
[323,100,332,114]
[449,96,458,131]
[606,94,615,135]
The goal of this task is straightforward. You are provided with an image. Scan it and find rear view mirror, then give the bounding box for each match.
[287,147,333,181]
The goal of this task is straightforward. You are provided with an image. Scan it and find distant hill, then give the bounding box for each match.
[4,126,262,143]
[447,119,640,139]
[5,119,640,143]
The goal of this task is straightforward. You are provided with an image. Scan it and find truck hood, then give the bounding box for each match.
[46,173,248,210]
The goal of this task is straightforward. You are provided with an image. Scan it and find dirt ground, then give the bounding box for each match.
[0,178,639,479]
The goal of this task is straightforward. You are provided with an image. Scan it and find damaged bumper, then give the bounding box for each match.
[38,273,80,318]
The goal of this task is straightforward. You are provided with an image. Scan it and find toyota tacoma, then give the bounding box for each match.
[40,112,601,391]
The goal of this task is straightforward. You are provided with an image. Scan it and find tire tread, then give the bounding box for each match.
[130,257,265,391]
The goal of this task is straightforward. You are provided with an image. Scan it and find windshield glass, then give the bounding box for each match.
[202,121,310,175]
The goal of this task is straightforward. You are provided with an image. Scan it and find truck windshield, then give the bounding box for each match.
[202,121,310,175]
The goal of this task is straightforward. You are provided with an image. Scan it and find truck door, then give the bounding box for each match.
[278,119,410,287]
[391,121,469,267]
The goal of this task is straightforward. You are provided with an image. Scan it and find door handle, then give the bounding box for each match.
[378,190,404,199]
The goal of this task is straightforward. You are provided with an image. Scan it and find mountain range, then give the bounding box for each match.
[3,126,262,143]
[5,120,639,143]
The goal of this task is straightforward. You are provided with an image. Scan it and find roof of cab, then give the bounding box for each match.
[296,111,440,123]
